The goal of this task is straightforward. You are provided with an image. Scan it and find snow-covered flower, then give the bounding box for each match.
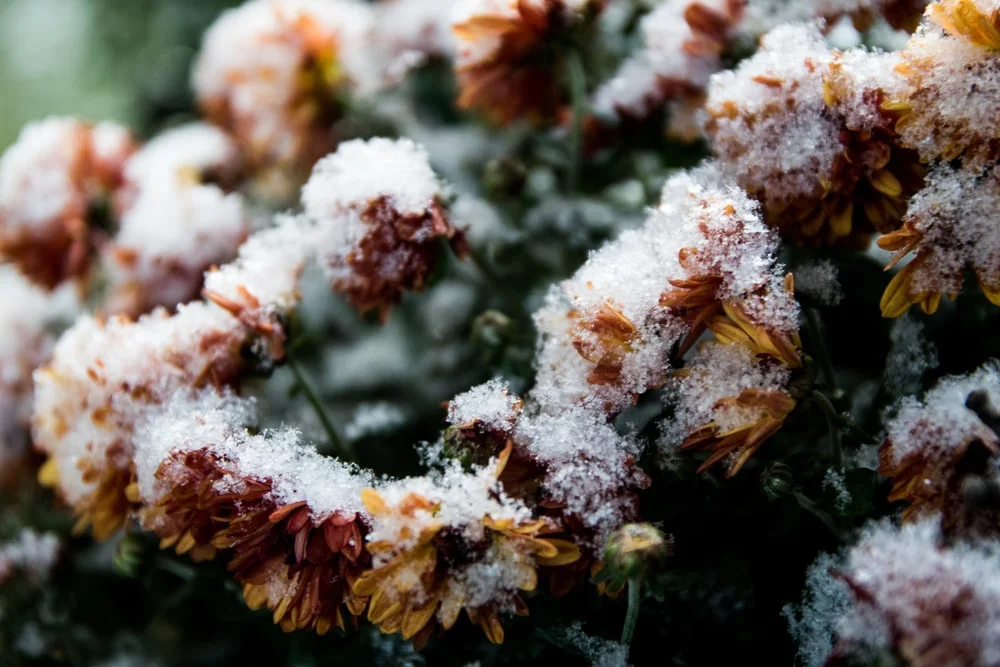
[878,164,1000,316]
[886,3,1000,169]
[0,117,135,288]
[879,362,1000,535]
[32,304,250,540]
[303,138,466,318]
[704,24,923,246]
[103,124,249,316]
[355,447,580,647]
[193,0,379,177]
[134,392,373,633]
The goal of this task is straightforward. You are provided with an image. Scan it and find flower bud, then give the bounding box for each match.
[114,533,150,578]
[603,523,668,583]
[761,462,794,501]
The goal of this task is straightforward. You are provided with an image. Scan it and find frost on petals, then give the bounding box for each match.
[32,304,250,540]
[303,138,466,318]
[879,164,1000,317]
[356,452,580,647]
[104,124,250,316]
[879,362,1000,535]
[888,2,1000,169]
[0,117,135,288]
[192,0,378,177]
[704,24,923,247]
[133,391,373,633]
[799,520,1000,667]
[592,0,743,128]
[532,164,798,418]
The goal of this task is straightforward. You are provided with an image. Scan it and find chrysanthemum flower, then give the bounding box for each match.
[878,164,1000,317]
[354,447,580,647]
[103,124,249,316]
[302,138,466,318]
[452,0,604,125]
[32,304,251,540]
[879,363,1000,536]
[192,0,378,180]
[705,25,923,246]
[742,0,928,35]
[0,117,135,288]
[661,340,797,477]
[828,520,1000,667]
[134,393,373,633]
[886,7,1000,169]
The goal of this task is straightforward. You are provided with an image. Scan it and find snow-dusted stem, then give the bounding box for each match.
[805,308,837,392]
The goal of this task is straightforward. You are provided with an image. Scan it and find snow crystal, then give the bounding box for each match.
[659,341,792,448]
[344,402,408,441]
[894,27,1000,169]
[0,529,60,583]
[562,623,628,667]
[896,163,1000,298]
[302,137,446,219]
[121,123,242,188]
[794,259,843,306]
[784,551,851,667]
[884,314,937,396]
[447,378,521,431]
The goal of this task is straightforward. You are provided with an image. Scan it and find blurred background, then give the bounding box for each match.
[0,0,241,151]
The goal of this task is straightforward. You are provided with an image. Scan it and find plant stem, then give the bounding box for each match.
[812,390,843,470]
[805,308,838,392]
[288,353,352,461]
[794,491,847,543]
[566,50,587,194]
[621,577,642,650]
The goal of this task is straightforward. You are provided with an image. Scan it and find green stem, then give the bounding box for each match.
[794,491,847,543]
[566,50,587,194]
[805,308,838,392]
[621,577,642,650]
[812,390,843,470]
[288,353,352,461]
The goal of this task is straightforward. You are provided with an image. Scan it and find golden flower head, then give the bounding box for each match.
[602,523,668,583]
[705,25,923,247]
[353,445,581,647]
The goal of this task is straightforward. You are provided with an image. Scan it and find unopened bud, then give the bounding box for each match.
[603,523,668,582]
[114,534,149,578]
[761,462,794,501]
